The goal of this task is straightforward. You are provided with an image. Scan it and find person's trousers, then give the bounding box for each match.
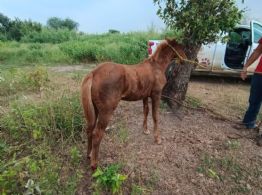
[243,73,262,128]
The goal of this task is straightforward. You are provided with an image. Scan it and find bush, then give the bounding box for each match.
[0,42,71,65]
[0,31,165,66]
[0,66,49,96]
[92,164,127,194]
[1,92,83,140]
[60,33,150,64]
[0,92,84,194]
[0,149,61,194]
[21,28,79,43]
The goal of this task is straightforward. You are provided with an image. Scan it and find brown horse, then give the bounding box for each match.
[81,39,186,169]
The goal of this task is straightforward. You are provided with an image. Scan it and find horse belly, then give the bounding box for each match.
[121,89,150,101]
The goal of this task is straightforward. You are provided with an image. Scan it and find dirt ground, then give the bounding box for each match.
[75,75,262,194]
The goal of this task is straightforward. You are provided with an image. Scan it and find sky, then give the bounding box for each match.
[1,0,262,34]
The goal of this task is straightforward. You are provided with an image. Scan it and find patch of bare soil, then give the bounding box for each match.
[49,64,97,73]
[77,77,262,194]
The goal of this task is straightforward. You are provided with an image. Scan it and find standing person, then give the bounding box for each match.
[237,37,262,145]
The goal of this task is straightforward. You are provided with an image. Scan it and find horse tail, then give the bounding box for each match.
[81,73,96,128]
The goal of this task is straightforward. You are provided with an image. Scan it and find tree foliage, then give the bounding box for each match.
[0,13,79,41]
[153,0,243,47]
[47,17,78,31]
[8,19,42,41]
[153,0,243,109]
[0,13,42,41]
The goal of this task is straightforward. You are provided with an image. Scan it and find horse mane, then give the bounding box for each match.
[149,39,186,63]
[150,40,169,62]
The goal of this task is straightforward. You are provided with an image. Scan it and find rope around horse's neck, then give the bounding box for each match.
[167,43,207,69]
[167,43,262,75]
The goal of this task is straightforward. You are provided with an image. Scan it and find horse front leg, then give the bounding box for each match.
[151,94,162,144]
[143,97,150,135]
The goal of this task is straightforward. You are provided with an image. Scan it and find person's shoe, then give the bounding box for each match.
[255,134,262,146]
[247,124,259,132]
[233,123,247,130]
[233,123,259,131]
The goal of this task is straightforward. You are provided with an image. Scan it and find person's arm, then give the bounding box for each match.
[241,43,262,80]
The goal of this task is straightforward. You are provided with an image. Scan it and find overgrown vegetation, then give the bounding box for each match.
[0,65,85,194]
[1,93,83,139]
[185,95,202,108]
[0,66,49,97]
[0,90,84,194]
[0,13,163,192]
[154,0,243,109]
[92,164,127,194]
[197,153,262,193]
[1,9,260,194]
[0,12,163,66]
[0,31,162,66]
[0,42,71,66]
[0,13,78,41]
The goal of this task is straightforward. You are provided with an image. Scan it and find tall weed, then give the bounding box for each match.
[1,92,83,140]
[0,31,166,66]
[21,28,80,43]
[0,66,49,97]
[60,33,155,64]
[0,42,71,66]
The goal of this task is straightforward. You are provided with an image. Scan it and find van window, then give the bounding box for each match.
[254,23,262,43]
[225,28,250,69]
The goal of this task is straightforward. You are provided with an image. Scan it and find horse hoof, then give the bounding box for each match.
[143,130,150,135]
[87,151,92,160]
[91,164,97,171]
[155,138,162,145]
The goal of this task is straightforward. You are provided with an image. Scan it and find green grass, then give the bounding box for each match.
[185,95,203,108]
[59,33,150,64]
[92,164,127,194]
[116,122,129,144]
[0,42,72,66]
[224,140,241,150]
[0,66,49,97]
[0,31,163,67]
[1,92,83,140]
[196,153,262,193]
[0,90,84,194]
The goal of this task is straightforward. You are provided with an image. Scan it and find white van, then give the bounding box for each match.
[148,21,262,77]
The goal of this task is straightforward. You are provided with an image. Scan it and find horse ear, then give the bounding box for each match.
[165,37,171,42]
[166,38,178,46]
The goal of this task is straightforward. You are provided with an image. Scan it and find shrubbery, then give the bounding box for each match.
[0,41,71,65]
[22,28,80,43]
[60,33,153,64]
[1,92,83,139]
[0,31,162,66]
[0,66,49,96]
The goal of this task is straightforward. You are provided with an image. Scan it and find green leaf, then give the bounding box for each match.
[92,168,103,178]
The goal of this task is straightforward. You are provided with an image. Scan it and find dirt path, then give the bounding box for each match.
[76,76,262,194]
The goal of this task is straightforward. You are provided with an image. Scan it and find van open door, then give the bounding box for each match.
[246,20,262,72]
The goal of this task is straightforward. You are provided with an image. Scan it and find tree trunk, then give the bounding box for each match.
[162,46,201,110]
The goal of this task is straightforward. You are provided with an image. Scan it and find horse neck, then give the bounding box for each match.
[151,55,173,73]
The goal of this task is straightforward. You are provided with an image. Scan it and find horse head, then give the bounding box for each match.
[150,38,187,71]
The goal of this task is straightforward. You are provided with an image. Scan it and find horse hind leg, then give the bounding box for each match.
[151,95,162,144]
[91,111,113,170]
[87,106,98,159]
[143,97,150,135]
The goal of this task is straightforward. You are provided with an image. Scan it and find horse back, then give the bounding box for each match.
[91,62,165,103]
